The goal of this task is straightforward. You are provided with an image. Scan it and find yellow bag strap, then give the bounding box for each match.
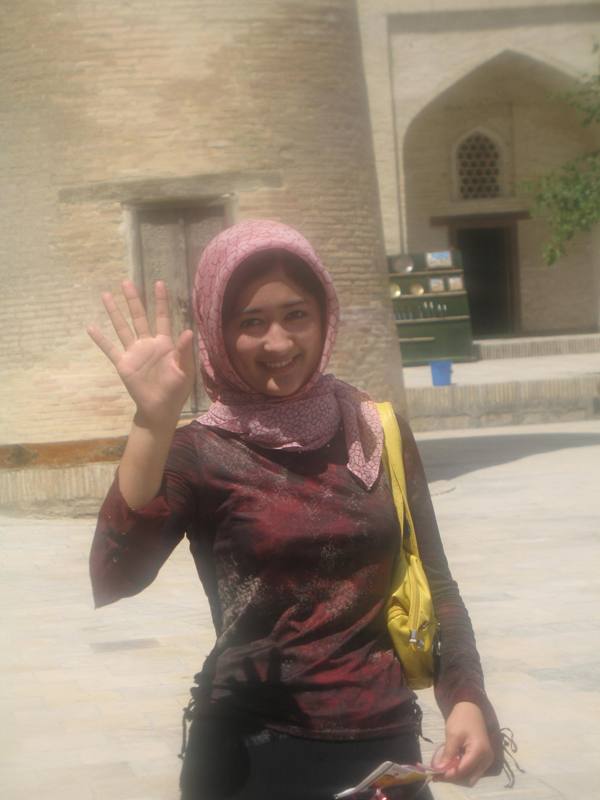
[375,402,419,558]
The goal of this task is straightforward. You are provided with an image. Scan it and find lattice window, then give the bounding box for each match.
[456,132,502,200]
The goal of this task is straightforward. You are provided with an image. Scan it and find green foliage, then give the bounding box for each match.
[527,46,600,265]
[528,152,600,265]
[561,42,600,126]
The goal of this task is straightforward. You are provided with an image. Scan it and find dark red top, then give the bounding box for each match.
[90,416,500,745]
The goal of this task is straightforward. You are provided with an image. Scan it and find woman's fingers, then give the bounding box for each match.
[439,740,493,787]
[87,324,122,366]
[92,280,176,362]
[176,329,196,378]
[464,743,494,785]
[122,280,151,338]
[101,291,136,348]
[442,750,474,783]
[154,281,172,337]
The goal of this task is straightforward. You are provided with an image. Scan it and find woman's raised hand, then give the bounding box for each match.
[87,280,196,429]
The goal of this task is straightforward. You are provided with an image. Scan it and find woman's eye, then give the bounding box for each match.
[239,317,263,330]
[286,310,308,321]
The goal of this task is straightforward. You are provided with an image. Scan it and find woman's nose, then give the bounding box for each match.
[263,322,292,353]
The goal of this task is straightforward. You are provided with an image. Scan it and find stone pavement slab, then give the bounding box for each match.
[1,419,599,799]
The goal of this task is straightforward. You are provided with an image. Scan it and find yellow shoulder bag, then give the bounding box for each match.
[376,402,439,690]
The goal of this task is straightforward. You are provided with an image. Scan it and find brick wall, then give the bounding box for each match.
[0,0,404,445]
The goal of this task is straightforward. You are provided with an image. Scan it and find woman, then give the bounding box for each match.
[88,219,504,799]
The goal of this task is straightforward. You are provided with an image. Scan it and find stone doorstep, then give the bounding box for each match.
[474,332,600,360]
[407,374,600,432]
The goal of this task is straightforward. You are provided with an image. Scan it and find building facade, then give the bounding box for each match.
[2,0,600,504]
[358,0,600,339]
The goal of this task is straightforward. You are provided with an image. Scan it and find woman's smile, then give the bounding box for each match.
[260,354,299,370]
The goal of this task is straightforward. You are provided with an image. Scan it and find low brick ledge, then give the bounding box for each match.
[474,333,600,360]
[0,437,127,470]
[407,374,600,431]
[0,462,118,516]
[1,375,598,513]
[2,373,599,469]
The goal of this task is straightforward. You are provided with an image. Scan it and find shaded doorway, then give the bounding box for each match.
[451,222,520,337]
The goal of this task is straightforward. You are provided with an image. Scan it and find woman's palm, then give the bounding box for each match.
[117,333,191,410]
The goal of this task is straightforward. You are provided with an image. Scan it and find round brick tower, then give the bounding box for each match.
[1,1,403,493]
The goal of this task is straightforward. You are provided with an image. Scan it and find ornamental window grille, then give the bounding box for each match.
[456,132,502,200]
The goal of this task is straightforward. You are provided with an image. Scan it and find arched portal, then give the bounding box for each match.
[403,50,599,337]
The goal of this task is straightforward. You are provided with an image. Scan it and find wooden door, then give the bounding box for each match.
[135,205,226,413]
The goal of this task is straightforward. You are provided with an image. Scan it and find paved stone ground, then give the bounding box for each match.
[2,419,600,800]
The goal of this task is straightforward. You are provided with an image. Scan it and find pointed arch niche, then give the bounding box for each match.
[401,49,599,336]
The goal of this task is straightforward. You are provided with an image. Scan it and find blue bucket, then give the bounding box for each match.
[429,359,452,386]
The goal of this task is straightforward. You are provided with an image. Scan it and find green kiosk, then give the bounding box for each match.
[388,251,474,367]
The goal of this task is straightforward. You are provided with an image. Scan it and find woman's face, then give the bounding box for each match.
[223,266,324,397]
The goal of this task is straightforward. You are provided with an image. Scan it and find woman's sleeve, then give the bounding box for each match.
[89,425,199,609]
[398,416,504,773]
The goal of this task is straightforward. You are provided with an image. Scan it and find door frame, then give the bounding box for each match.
[431,211,528,336]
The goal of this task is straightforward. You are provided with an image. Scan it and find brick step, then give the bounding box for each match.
[474,333,600,360]
[407,374,600,432]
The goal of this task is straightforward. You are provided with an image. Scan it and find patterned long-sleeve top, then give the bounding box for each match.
[90,415,501,752]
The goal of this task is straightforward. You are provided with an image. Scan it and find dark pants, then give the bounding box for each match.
[180,715,434,800]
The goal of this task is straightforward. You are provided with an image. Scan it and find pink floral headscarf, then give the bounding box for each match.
[193,219,383,490]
